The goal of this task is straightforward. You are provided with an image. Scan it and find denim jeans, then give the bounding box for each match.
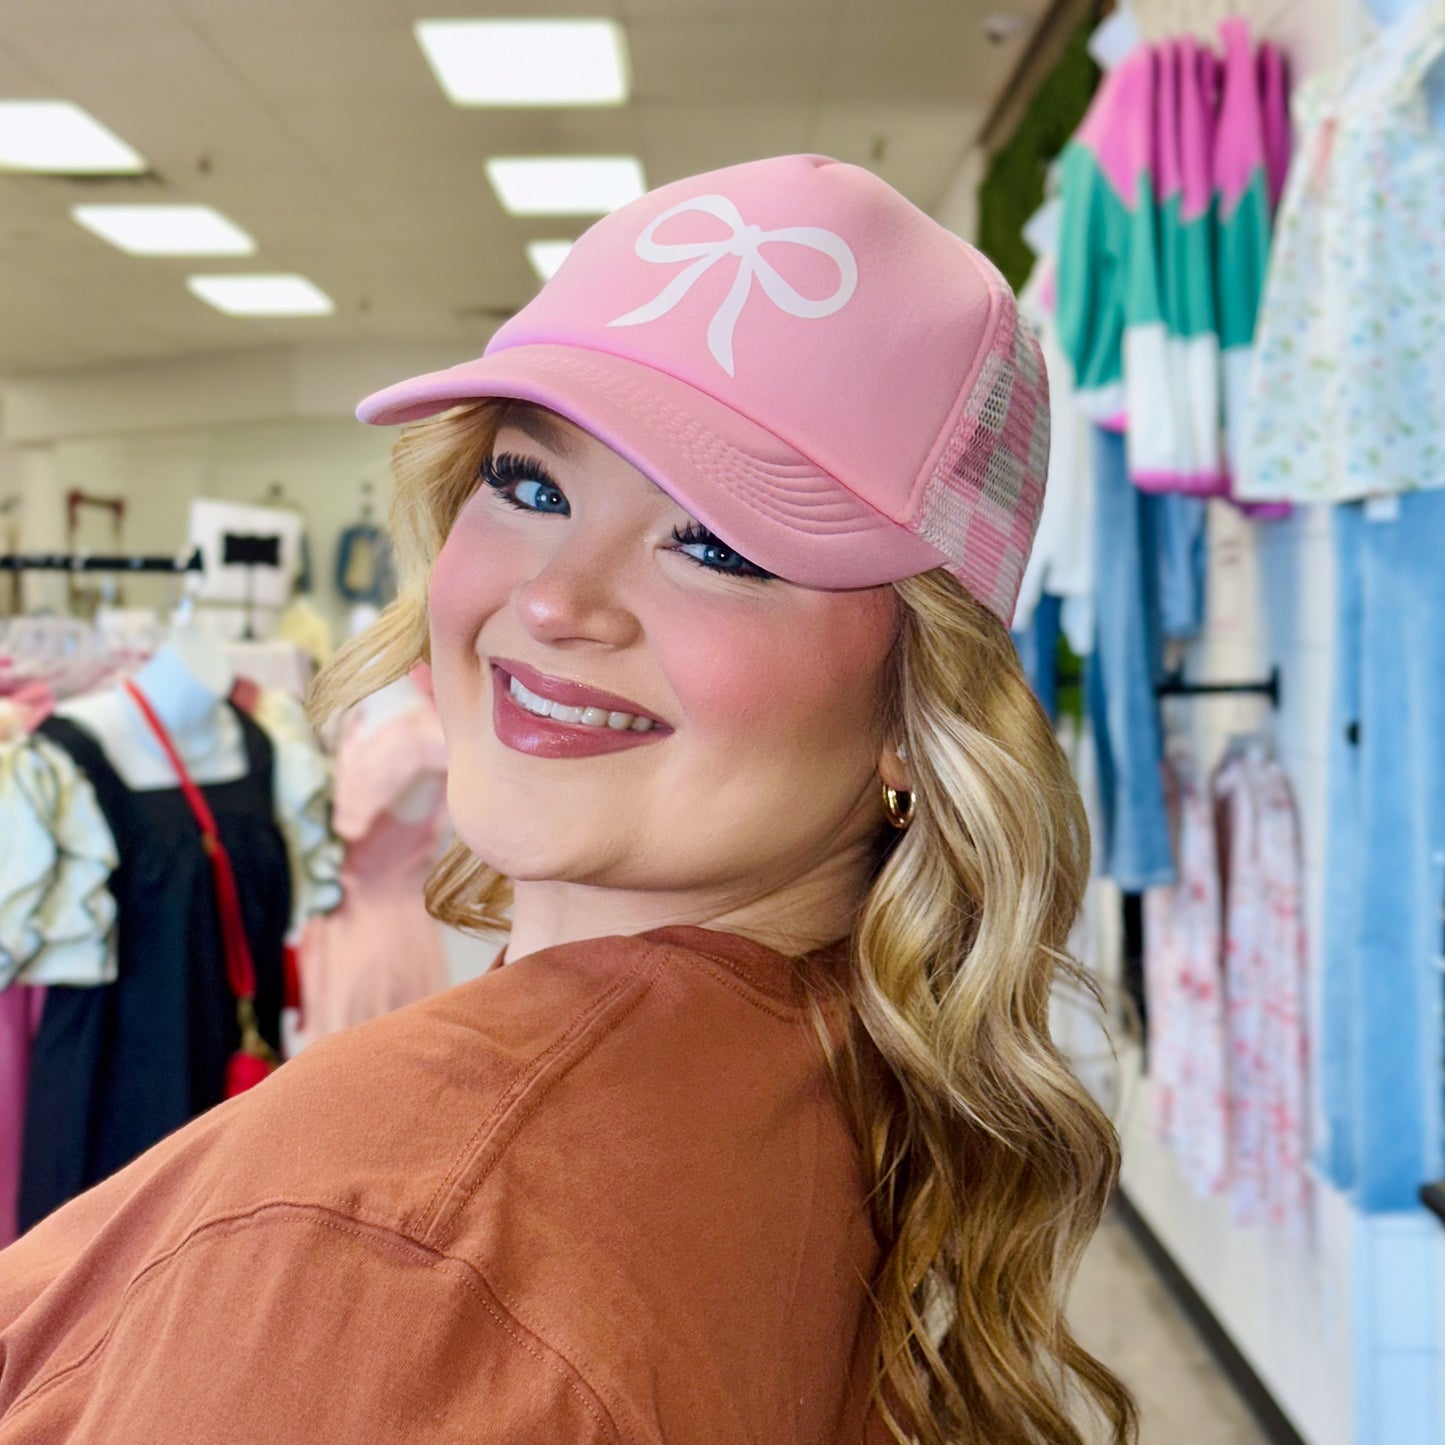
[1155,493,1208,642]
[1319,491,1445,1210]
[1085,426,1185,891]
[1012,591,1063,726]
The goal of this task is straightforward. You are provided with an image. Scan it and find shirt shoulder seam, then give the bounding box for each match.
[8,1200,626,1443]
[422,942,671,1248]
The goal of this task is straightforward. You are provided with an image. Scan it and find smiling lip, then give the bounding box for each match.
[492,657,666,726]
[489,659,672,760]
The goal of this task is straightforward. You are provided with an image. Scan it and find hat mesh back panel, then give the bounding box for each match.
[915,308,1050,625]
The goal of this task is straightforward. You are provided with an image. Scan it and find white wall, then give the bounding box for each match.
[14,418,392,639]
[0,341,473,637]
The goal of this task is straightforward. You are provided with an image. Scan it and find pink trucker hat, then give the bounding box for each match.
[357,154,1049,625]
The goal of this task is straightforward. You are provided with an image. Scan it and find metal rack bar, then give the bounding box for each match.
[1155,664,1281,710]
[0,549,203,574]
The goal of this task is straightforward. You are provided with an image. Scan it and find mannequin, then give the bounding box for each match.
[55,622,245,790]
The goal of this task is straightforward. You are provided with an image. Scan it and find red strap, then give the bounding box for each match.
[121,679,258,1003]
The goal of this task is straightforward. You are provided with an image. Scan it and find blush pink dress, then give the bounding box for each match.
[294,702,450,1044]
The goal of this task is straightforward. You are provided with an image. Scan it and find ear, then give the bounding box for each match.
[877,739,911,794]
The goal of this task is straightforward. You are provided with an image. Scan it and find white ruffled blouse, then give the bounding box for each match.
[0,690,344,991]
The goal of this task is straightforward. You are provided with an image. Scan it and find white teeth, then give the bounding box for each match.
[508,673,657,733]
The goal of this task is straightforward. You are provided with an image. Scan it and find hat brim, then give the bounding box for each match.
[356,344,947,591]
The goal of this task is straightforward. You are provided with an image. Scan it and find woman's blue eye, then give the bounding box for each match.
[479,455,772,581]
[671,523,775,580]
[481,453,570,515]
[512,479,569,513]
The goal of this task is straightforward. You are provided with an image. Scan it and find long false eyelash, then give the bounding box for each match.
[479,451,561,509]
[669,521,776,581]
[481,450,554,488]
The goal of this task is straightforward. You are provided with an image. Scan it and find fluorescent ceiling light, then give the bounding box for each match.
[526,240,575,282]
[416,19,630,106]
[486,156,645,217]
[187,274,334,317]
[0,100,145,173]
[73,205,256,256]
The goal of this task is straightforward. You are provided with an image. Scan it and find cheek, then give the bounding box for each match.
[663,588,895,751]
[425,508,517,722]
[427,514,486,652]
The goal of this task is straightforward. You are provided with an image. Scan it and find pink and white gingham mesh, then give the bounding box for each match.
[914,303,1050,626]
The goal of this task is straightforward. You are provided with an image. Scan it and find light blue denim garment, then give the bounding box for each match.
[1155,494,1208,641]
[1319,491,1445,1210]
[1085,426,1178,891]
[1011,591,1062,726]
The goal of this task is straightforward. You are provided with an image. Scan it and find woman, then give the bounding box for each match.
[0,156,1136,1444]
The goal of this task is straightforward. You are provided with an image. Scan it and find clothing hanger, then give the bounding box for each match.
[1218,728,1276,766]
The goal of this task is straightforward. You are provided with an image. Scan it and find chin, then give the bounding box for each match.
[447,807,589,885]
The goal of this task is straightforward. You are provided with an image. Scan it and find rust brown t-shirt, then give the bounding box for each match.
[0,925,891,1443]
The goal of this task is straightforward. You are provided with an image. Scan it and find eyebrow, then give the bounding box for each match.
[495,402,579,459]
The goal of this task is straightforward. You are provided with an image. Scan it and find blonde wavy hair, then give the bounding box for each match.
[311,400,1138,1445]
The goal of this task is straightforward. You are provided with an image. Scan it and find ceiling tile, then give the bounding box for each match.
[808,102,983,207]
[1,0,178,21]
[0,0,1044,376]
[627,19,833,103]
[172,0,405,23]
[824,3,1037,103]
[636,102,815,187]
[389,0,622,17]
[198,22,439,104]
[619,0,837,15]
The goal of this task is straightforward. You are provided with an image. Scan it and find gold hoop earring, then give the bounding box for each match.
[881,782,915,830]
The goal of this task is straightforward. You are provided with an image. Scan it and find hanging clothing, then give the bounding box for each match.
[0,987,45,1250]
[1240,2,1445,503]
[0,736,117,990]
[1214,19,1289,485]
[334,523,396,606]
[1012,591,1063,725]
[1319,488,1445,1210]
[1143,752,1229,1199]
[1057,43,1151,428]
[275,595,334,671]
[1214,746,1311,1239]
[1126,35,1225,495]
[0,927,890,1444]
[1013,259,1096,655]
[1086,426,1198,892]
[249,688,347,938]
[1058,21,1291,502]
[295,701,450,1043]
[17,706,293,1233]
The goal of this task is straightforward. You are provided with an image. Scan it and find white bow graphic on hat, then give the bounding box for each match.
[607,194,858,377]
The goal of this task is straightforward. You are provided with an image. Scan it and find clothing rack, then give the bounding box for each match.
[1155,664,1281,709]
[0,549,204,574]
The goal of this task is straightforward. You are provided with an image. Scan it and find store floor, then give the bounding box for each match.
[1069,1210,1271,1444]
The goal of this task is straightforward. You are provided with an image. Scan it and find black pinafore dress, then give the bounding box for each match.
[18,705,290,1233]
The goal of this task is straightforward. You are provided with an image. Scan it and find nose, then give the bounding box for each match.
[511,530,642,651]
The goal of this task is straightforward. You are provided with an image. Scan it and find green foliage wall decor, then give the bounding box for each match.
[978,19,1101,292]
